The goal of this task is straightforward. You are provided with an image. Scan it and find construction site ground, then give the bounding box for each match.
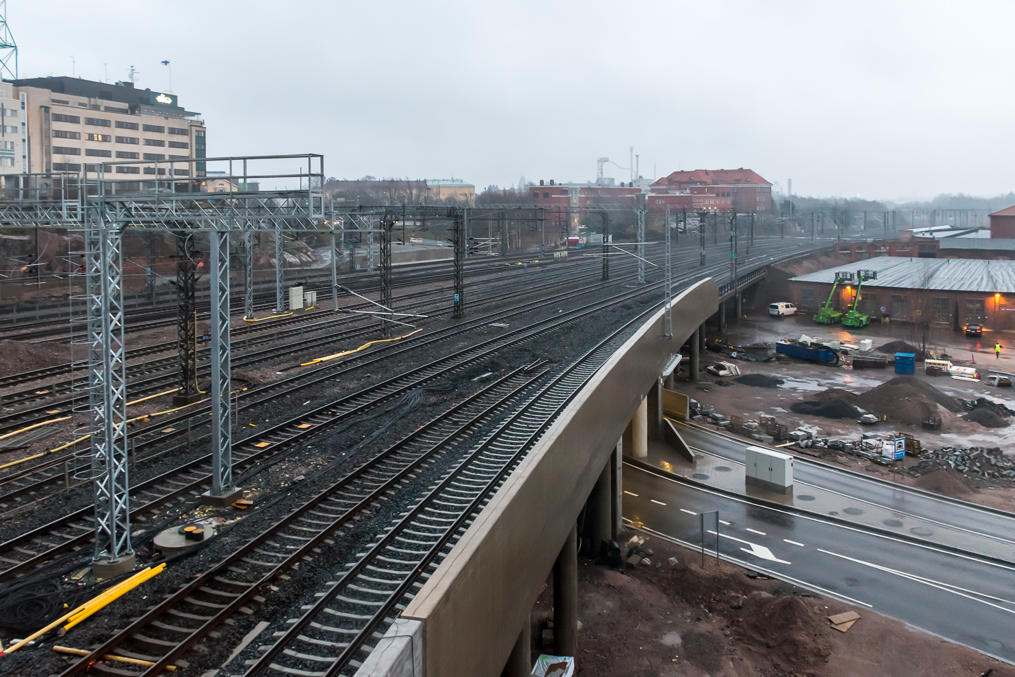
[689,312,1014,511]
[536,529,1014,676]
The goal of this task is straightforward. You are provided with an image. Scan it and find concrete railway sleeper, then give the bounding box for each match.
[55,362,551,676]
[0,258,628,509]
[0,265,686,581]
[240,289,652,676]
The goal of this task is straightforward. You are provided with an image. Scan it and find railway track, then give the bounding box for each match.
[56,272,664,676]
[0,266,670,581]
[0,254,601,434]
[56,362,551,675]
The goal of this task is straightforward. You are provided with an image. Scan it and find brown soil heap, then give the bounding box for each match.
[0,339,69,372]
[792,376,964,426]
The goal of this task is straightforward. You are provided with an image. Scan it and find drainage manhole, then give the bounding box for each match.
[715,466,732,472]
[796,494,815,501]
[843,507,863,515]
[910,526,933,537]
[883,519,903,527]
[692,473,710,480]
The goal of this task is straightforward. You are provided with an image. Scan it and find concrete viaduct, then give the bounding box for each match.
[358,273,754,676]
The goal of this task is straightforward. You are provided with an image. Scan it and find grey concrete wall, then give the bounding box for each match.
[354,618,423,677]
[400,277,718,677]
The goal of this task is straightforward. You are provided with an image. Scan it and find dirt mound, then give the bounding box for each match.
[964,407,1009,428]
[0,339,68,372]
[791,398,861,419]
[913,468,974,497]
[735,373,784,388]
[855,376,961,426]
[739,593,831,673]
[876,340,920,355]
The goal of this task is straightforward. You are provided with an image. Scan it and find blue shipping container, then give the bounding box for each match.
[894,352,915,374]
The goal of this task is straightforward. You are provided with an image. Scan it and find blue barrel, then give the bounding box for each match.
[895,352,916,374]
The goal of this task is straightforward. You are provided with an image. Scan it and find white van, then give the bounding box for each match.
[768,302,797,317]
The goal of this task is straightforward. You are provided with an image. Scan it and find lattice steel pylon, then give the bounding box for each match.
[0,0,18,81]
[208,224,233,496]
[175,232,199,404]
[86,212,132,568]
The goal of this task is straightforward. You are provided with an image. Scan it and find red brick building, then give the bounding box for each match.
[650,168,772,213]
[989,205,1015,238]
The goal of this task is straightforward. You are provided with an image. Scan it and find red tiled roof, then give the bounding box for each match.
[989,205,1015,217]
[651,168,770,188]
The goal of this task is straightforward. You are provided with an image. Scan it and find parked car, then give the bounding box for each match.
[963,323,983,337]
[986,374,1012,387]
[768,302,797,317]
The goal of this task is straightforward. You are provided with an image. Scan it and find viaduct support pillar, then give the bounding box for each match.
[612,440,623,536]
[719,301,727,333]
[646,377,663,439]
[690,327,700,382]
[588,456,613,552]
[553,524,578,658]
[628,396,648,459]
[736,292,743,321]
[501,617,532,677]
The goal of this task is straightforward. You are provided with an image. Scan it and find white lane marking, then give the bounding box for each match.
[679,508,697,515]
[625,462,1015,573]
[719,519,732,526]
[784,539,806,547]
[650,499,667,506]
[623,490,639,497]
[745,527,767,536]
[817,548,1015,614]
[707,530,791,565]
[628,522,866,605]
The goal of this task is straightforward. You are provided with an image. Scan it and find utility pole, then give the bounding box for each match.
[698,210,706,266]
[663,208,672,338]
[636,194,646,284]
[601,212,609,281]
[274,222,285,312]
[453,208,465,318]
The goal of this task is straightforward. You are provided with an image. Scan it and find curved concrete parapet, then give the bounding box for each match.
[374,277,719,677]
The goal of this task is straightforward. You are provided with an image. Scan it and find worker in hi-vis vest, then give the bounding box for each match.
[995,342,1002,359]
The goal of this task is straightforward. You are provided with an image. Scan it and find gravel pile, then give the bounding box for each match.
[790,398,861,419]
[876,340,922,357]
[910,446,1015,480]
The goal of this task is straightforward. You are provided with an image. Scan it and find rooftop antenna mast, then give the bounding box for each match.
[128,65,138,85]
[0,0,18,80]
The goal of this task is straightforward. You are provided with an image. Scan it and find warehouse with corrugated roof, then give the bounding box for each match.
[788,256,1015,330]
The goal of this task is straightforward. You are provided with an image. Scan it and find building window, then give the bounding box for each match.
[53,146,81,155]
[4,124,15,134]
[144,138,165,147]
[52,162,81,171]
[143,166,167,175]
[173,168,189,176]
[932,297,951,323]
[142,124,165,133]
[115,135,139,144]
[85,148,112,157]
[168,127,188,136]
[0,140,13,151]
[115,120,139,130]
[168,140,188,149]
[52,113,80,124]
[115,166,140,174]
[53,129,81,140]
[116,150,140,159]
[86,133,111,142]
[0,157,14,167]
[4,108,16,118]
[51,98,70,105]
[103,106,129,114]
[168,154,188,160]
[142,153,165,161]
[84,117,111,127]
[890,295,907,318]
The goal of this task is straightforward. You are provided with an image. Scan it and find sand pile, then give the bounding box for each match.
[739,593,831,673]
[735,374,785,388]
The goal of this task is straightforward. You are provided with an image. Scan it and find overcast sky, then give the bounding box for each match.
[11,1,1015,200]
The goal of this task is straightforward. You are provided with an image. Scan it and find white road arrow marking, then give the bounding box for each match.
[707,530,791,565]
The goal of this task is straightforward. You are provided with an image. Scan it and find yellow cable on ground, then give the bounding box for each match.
[62,564,165,632]
[243,311,293,323]
[0,564,161,656]
[52,646,177,671]
[125,388,180,407]
[300,328,423,366]
[0,416,72,443]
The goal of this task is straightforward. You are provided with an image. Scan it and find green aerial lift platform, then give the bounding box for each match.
[813,271,854,324]
[841,269,878,328]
